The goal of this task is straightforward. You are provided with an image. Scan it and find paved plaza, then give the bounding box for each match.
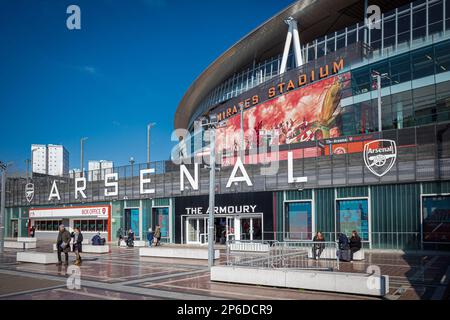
[0,241,449,300]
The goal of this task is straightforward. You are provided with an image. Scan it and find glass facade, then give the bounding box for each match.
[423,195,450,242]
[189,0,450,130]
[336,199,369,241]
[284,202,313,240]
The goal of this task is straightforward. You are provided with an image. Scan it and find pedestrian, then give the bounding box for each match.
[56,224,71,266]
[127,229,135,247]
[71,227,83,266]
[30,225,36,238]
[312,231,325,259]
[91,232,102,245]
[146,228,154,247]
[349,230,362,261]
[116,227,123,246]
[154,225,161,246]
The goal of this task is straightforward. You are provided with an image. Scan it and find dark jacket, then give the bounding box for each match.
[147,231,154,242]
[349,235,362,250]
[92,234,102,245]
[71,232,83,252]
[57,229,71,253]
[313,235,325,250]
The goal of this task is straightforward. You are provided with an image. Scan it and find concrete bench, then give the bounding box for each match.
[307,247,365,261]
[133,241,147,247]
[229,242,270,252]
[119,240,146,247]
[17,252,59,264]
[17,237,37,243]
[211,266,388,297]
[5,241,37,249]
[82,245,110,253]
[140,247,220,260]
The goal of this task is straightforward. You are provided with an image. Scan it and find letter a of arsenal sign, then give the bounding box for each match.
[364,139,397,177]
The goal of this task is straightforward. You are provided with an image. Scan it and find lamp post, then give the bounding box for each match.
[202,115,218,268]
[147,123,156,165]
[0,161,7,255]
[80,137,88,177]
[129,157,135,196]
[371,71,389,132]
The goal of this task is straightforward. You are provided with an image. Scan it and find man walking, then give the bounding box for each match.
[56,224,71,266]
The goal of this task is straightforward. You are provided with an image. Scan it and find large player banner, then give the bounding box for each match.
[215,72,352,155]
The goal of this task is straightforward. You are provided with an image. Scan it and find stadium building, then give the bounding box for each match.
[4,0,450,250]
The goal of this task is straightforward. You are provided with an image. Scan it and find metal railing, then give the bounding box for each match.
[261,231,450,251]
[226,240,340,271]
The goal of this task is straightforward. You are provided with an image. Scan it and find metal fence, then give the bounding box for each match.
[5,123,450,207]
[261,231,450,251]
[226,240,340,271]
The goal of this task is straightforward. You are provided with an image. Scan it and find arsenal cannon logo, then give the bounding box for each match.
[363,139,397,177]
[25,183,35,203]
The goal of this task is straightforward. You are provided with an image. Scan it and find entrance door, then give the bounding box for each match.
[186,217,207,244]
[226,217,235,242]
[124,208,140,238]
[240,216,262,241]
[152,207,169,239]
[10,220,18,238]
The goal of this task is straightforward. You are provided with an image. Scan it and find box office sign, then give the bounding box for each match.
[29,206,110,219]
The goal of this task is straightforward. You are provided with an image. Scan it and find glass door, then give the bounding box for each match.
[240,216,262,241]
[186,217,199,244]
[226,217,235,242]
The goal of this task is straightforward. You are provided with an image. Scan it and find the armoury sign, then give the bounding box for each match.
[363,139,397,177]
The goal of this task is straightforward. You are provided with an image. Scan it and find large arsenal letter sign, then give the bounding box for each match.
[364,139,397,177]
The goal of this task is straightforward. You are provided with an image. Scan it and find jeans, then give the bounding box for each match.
[312,247,323,259]
[57,245,69,263]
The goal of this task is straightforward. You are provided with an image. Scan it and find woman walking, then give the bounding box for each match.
[71,227,83,266]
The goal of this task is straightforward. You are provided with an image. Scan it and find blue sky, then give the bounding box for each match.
[0,0,292,172]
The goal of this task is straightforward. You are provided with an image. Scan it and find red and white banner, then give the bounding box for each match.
[29,205,110,219]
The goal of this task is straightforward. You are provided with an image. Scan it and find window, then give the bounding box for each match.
[412,6,427,40]
[428,0,444,35]
[284,202,313,240]
[435,41,450,73]
[152,207,169,238]
[34,220,62,231]
[336,199,369,241]
[397,11,411,45]
[446,0,450,30]
[390,53,412,84]
[412,47,435,79]
[423,195,450,243]
[383,16,396,50]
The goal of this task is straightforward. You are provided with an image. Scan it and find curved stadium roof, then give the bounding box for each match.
[174,0,412,130]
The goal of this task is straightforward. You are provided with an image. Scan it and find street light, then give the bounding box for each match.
[129,157,135,195]
[80,137,88,178]
[201,115,218,268]
[0,161,9,255]
[147,123,156,165]
[371,71,390,132]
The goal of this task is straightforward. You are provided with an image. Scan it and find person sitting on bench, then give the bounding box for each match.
[91,232,104,245]
[349,230,362,261]
[312,231,325,259]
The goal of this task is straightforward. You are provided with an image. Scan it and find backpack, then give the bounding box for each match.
[338,233,350,250]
